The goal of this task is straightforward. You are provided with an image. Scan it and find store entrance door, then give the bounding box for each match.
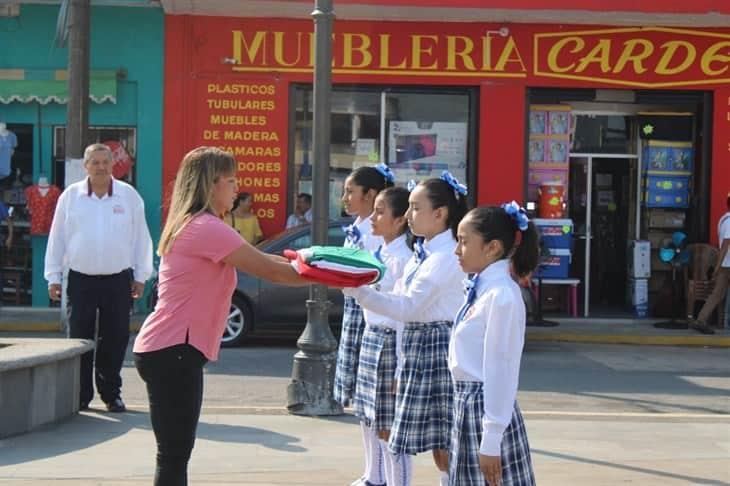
[569,153,640,317]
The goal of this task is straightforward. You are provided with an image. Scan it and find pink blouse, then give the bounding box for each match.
[134,213,244,361]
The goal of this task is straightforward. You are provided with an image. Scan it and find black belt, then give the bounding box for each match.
[69,268,131,279]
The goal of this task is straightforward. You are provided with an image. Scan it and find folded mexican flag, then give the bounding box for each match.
[284,246,387,287]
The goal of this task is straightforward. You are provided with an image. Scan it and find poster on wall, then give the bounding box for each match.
[388,121,467,183]
[195,79,288,236]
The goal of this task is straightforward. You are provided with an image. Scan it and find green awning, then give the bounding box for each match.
[0,69,117,105]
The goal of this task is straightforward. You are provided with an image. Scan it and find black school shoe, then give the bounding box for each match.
[105,397,127,413]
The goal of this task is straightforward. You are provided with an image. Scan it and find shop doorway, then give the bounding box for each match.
[1,123,34,306]
[528,89,708,320]
[569,153,639,317]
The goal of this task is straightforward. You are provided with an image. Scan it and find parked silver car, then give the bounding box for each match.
[223,220,351,346]
[149,219,351,347]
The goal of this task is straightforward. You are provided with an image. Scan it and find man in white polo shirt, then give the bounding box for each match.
[691,192,730,335]
[45,143,153,412]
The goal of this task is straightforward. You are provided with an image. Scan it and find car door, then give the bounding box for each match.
[257,230,313,325]
[257,223,348,328]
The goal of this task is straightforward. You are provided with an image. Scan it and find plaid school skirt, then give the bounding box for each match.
[388,320,453,456]
[334,296,366,406]
[448,381,536,486]
[353,325,397,430]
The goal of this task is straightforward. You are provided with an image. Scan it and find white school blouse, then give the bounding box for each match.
[448,259,526,457]
[345,229,465,324]
[361,234,413,366]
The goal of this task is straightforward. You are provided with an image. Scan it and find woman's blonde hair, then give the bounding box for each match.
[158,146,236,255]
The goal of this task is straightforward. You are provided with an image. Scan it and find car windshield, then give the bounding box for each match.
[256,218,354,249]
[256,227,302,249]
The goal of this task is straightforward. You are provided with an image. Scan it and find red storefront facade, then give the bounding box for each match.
[161,2,730,317]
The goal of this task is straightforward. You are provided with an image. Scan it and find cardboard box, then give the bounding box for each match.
[645,191,690,209]
[648,210,686,229]
[647,231,673,249]
[626,278,649,306]
[628,241,651,278]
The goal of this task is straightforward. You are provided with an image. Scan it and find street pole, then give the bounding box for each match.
[61,0,89,331]
[287,0,342,416]
[65,0,89,160]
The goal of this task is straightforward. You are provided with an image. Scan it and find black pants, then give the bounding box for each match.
[134,344,207,486]
[67,269,132,404]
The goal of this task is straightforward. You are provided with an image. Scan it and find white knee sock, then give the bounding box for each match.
[361,422,385,484]
[381,438,412,486]
[439,470,449,486]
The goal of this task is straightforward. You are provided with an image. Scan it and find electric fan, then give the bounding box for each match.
[654,231,691,329]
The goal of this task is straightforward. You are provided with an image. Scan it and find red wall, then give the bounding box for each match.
[478,82,525,206]
[163,15,730,240]
[316,0,730,14]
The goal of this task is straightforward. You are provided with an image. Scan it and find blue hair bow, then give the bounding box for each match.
[407,179,418,192]
[342,223,362,245]
[441,171,468,197]
[374,163,396,184]
[501,200,529,231]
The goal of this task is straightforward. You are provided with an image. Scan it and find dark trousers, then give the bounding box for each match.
[67,269,132,404]
[134,344,207,486]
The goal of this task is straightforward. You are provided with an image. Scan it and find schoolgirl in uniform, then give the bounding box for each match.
[352,186,414,486]
[345,173,468,486]
[334,164,392,486]
[448,203,539,486]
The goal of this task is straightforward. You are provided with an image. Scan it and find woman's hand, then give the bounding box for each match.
[479,454,501,486]
[222,243,310,287]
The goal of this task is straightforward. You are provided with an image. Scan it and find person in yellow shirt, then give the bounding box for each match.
[228,192,263,245]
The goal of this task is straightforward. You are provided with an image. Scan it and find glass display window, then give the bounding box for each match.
[291,85,475,219]
[53,126,137,188]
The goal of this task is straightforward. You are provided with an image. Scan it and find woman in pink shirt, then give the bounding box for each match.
[133,147,307,486]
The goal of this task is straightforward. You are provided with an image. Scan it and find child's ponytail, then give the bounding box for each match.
[501,201,539,277]
[512,220,539,278]
[464,203,540,277]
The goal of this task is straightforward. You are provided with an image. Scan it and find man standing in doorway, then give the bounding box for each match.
[45,143,153,412]
[690,192,730,334]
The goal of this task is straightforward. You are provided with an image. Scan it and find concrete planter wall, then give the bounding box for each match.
[0,338,94,438]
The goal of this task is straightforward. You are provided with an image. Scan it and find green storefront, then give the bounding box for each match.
[0,3,163,308]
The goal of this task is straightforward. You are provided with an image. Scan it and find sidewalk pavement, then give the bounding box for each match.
[1,406,728,485]
[2,307,729,347]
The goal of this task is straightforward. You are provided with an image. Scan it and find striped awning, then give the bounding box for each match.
[0,69,117,105]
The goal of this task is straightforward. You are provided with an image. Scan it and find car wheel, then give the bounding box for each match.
[221,294,253,347]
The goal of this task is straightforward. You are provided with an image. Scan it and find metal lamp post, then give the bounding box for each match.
[286,0,342,416]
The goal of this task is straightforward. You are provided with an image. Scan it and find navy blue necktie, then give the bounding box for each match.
[374,244,384,263]
[342,223,362,246]
[404,238,427,287]
[454,274,479,325]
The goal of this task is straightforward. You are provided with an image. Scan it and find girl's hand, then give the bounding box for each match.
[479,454,501,486]
[377,429,390,441]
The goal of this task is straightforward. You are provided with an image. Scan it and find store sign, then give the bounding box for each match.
[230,29,528,78]
[534,27,730,88]
[196,79,287,234]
